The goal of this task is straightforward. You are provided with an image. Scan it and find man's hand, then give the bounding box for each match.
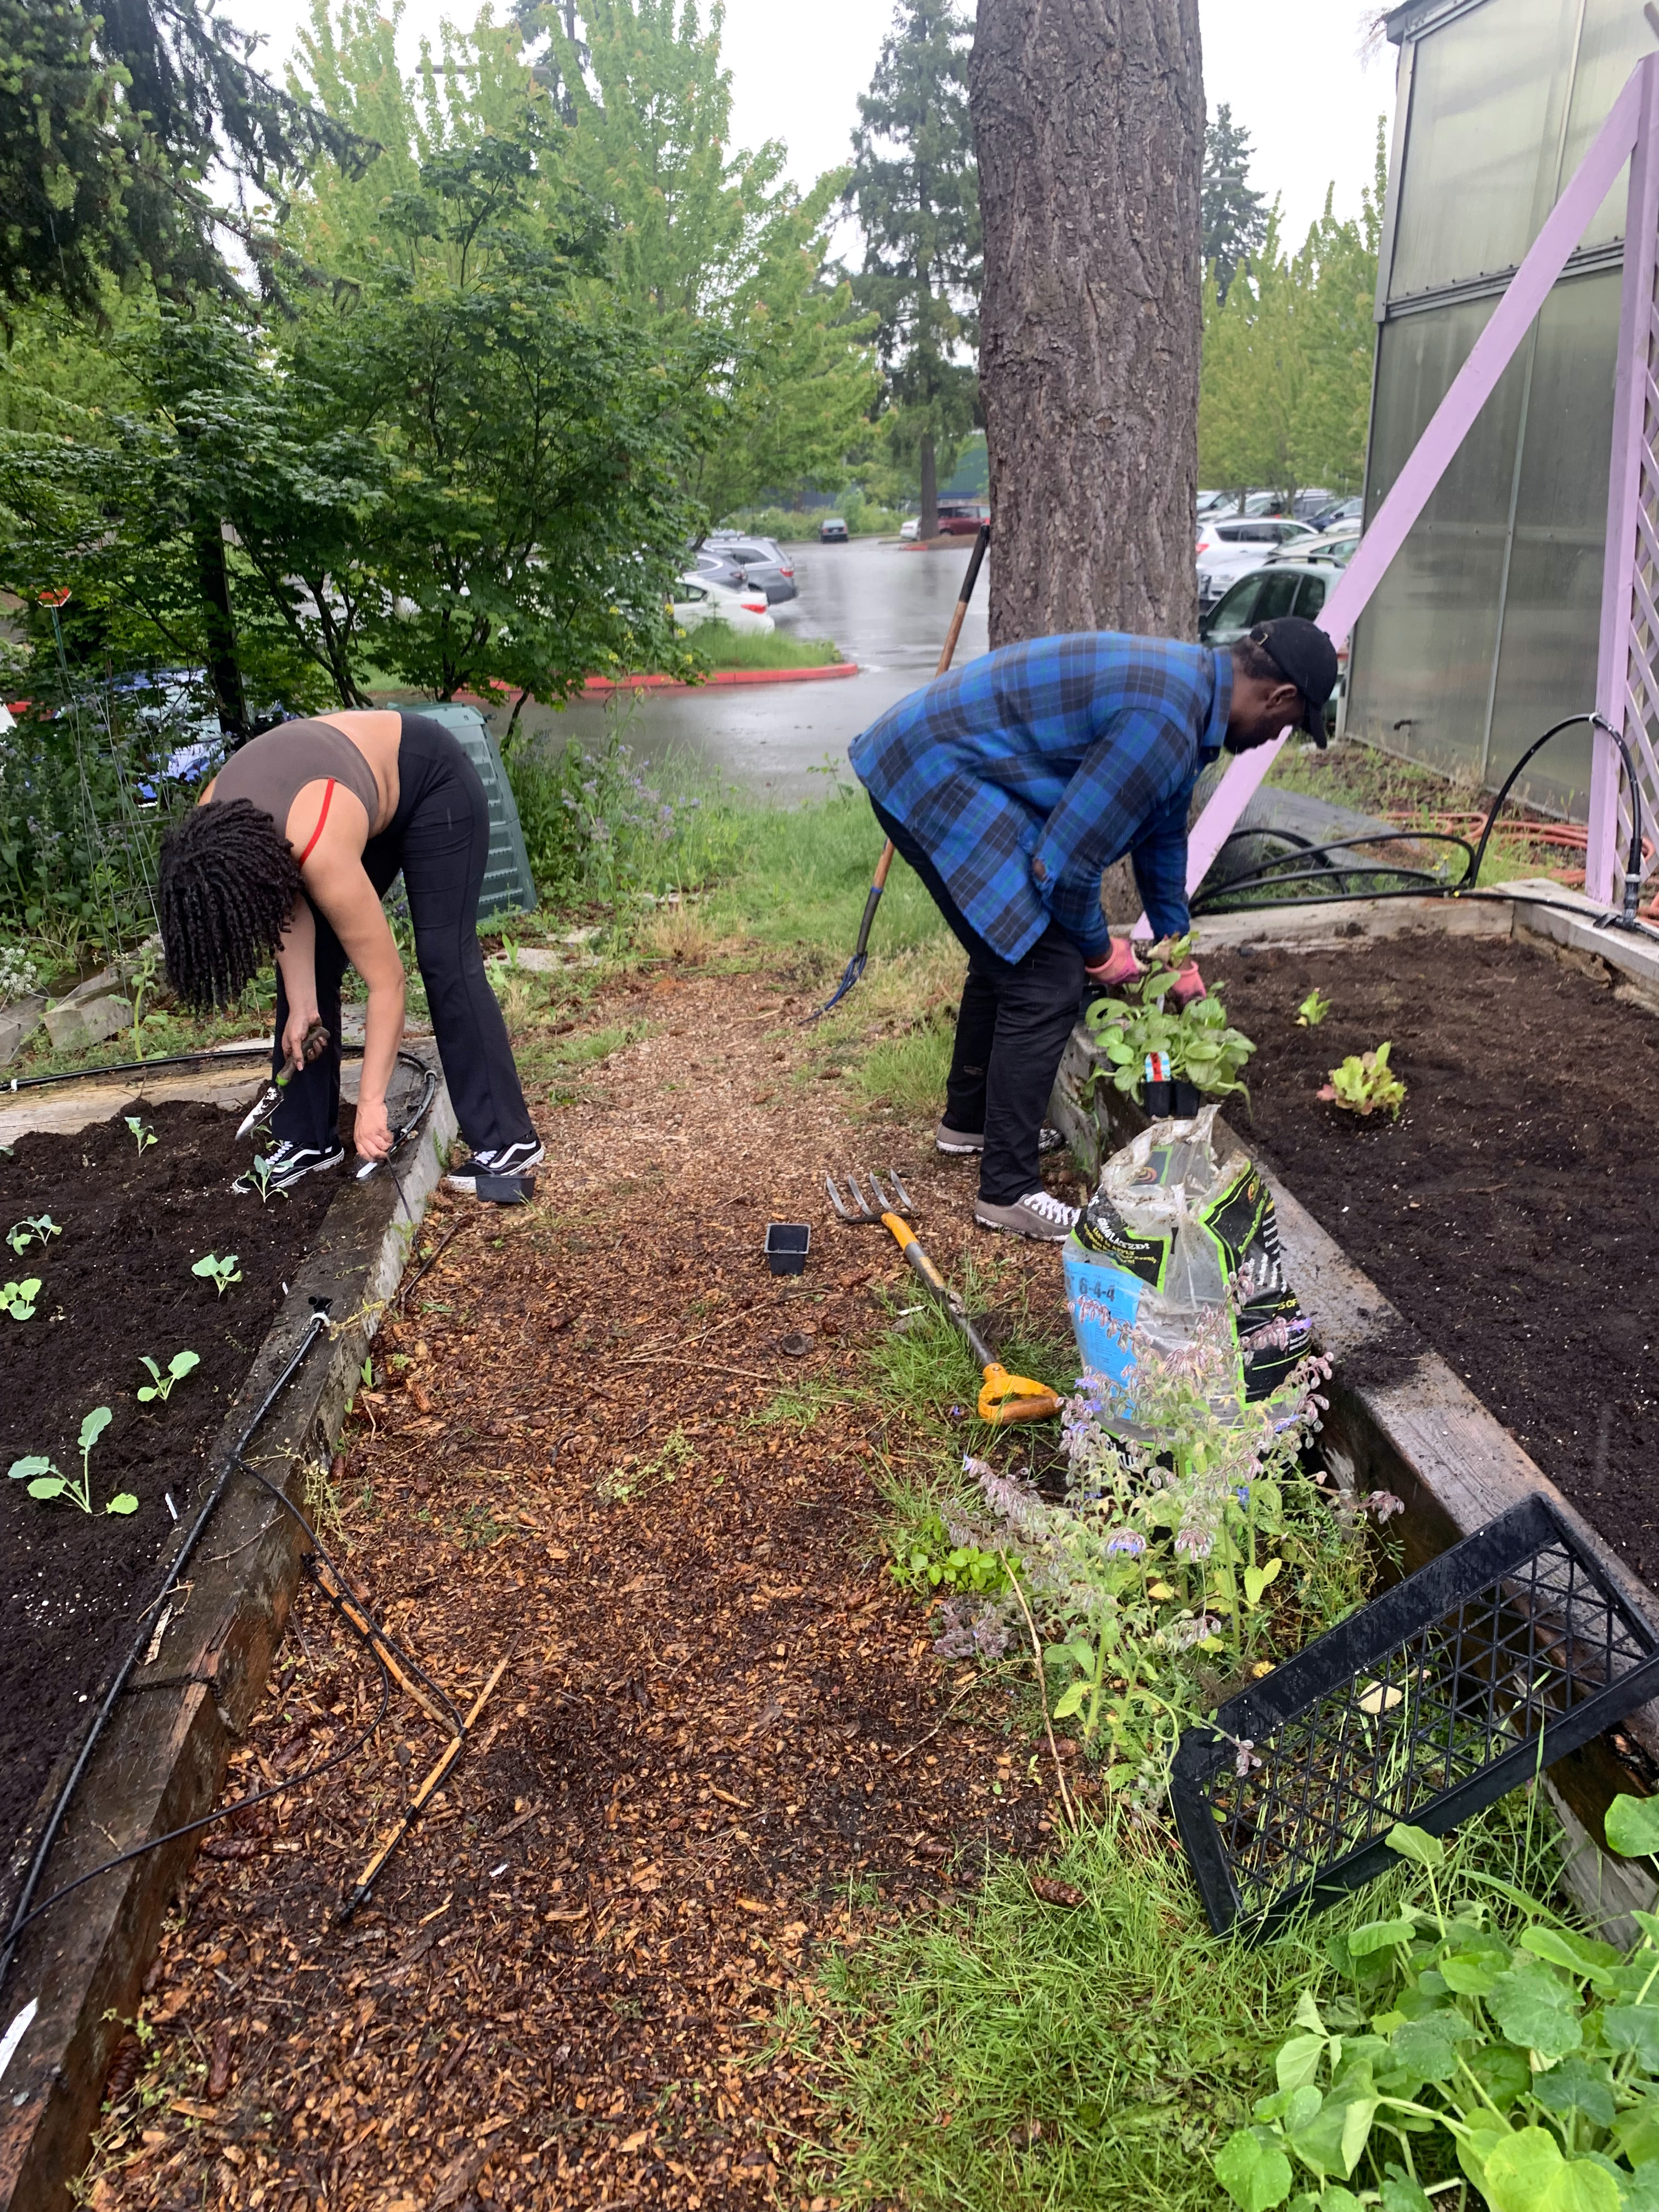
[1170,959,1206,1008]
[1084,937,1143,990]
[354,1097,393,1161]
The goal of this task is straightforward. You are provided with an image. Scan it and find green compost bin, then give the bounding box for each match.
[411,702,538,924]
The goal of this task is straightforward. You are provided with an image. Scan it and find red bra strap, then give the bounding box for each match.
[296,778,337,865]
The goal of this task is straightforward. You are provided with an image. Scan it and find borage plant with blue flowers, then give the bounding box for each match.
[929,1307,1395,1808]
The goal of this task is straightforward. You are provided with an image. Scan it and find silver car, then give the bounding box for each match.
[704,531,799,604]
[1200,562,1350,738]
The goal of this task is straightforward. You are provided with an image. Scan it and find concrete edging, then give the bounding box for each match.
[1051,887,1659,1929]
[0,1048,456,2212]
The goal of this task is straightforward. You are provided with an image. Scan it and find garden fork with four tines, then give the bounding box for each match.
[824,1167,1061,1425]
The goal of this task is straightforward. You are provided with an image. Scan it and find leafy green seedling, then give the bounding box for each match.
[1295,988,1329,1028]
[191,1252,241,1297]
[5,1215,60,1257]
[242,1156,285,1206]
[125,1115,156,1154]
[1,1278,42,1322]
[1318,1041,1405,1120]
[138,1350,200,1403]
[360,1355,375,1389]
[9,1407,136,1515]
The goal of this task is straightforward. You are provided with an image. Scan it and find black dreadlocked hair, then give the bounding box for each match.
[158,799,302,1011]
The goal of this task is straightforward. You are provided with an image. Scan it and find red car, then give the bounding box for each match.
[936,499,988,536]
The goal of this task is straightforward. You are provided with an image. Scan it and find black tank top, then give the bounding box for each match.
[208,718,382,838]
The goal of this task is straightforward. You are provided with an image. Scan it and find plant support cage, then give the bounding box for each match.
[1172,1498,1659,1940]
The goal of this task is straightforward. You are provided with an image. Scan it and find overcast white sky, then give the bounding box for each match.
[246,2,1396,249]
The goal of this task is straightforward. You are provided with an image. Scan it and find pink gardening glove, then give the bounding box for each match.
[1170,958,1206,1008]
[1084,937,1143,990]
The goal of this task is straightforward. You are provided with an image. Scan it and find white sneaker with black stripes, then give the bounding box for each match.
[445,1137,545,1195]
[233,1139,345,1195]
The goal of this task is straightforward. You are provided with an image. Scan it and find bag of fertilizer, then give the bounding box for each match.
[1062,1104,1311,1405]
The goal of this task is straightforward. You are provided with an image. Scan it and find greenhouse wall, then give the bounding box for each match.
[1350,0,1654,813]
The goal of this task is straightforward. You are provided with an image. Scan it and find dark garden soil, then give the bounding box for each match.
[1212,928,1659,1586]
[80,965,1084,2212]
[0,1099,343,1905]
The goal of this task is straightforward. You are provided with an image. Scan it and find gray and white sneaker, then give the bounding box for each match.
[935,1122,1065,1157]
[973,1189,1079,1242]
[445,1137,545,1195]
[234,1138,344,1195]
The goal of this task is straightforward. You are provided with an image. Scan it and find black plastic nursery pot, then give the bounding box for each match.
[764,1222,811,1276]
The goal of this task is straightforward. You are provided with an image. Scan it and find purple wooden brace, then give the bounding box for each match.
[1161,53,1657,934]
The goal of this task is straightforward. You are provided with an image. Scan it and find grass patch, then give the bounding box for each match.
[806,1791,1559,2212]
[853,1019,954,1118]
[694,631,842,673]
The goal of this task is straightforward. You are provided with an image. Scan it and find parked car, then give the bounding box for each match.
[1266,523,1359,569]
[936,499,988,536]
[819,515,849,541]
[1200,562,1349,737]
[692,547,753,592]
[898,516,921,541]
[704,532,798,603]
[1197,489,1236,518]
[672,572,774,634]
[1290,488,1336,522]
[1309,494,1364,533]
[1196,515,1317,607]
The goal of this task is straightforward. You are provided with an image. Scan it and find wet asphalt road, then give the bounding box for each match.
[517,535,992,800]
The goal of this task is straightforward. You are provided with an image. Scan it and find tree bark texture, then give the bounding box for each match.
[971,0,1204,647]
[919,430,939,541]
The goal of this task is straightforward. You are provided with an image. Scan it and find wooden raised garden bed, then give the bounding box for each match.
[1052,888,1659,1926]
[0,1053,452,2212]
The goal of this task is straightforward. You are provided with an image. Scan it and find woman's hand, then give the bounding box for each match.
[354,1096,393,1161]
[280,1003,324,1078]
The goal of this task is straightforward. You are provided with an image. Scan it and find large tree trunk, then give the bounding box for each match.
[970,0,1204,647]
[919,429,939,541]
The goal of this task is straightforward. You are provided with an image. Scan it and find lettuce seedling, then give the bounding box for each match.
[138,1350,200,1403]
[1,1277,42,1322]
[1318,1041,1406,1119]
[9,1407,136,1515]
[1085,931,1256,1103]
[5,1215,60,1257]
[125,1115,156,1154]
[1295,988,1329,1028]
[191,1252,241,1296]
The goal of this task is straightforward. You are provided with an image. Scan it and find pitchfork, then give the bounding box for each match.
[825,1167,1061,1425]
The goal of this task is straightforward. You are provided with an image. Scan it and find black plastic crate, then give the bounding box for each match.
[1172,1497,1659,1939]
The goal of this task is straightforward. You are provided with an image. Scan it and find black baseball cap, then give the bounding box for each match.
[1249,617,1340,746]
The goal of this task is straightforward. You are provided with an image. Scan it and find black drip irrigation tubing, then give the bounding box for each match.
[0,1054,460,1995]
[1193,710,1659,948]
[6,1043,364,1094]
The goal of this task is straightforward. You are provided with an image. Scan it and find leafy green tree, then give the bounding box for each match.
[1198,130,1385,504]
[1202,103,1266,305]
[0,0,373,321]
[847,0,979,539]
[529,0,876,519]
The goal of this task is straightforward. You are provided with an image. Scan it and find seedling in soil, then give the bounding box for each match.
[243,1156,285,1206]
[138,1350,200,1403]
[1295,988,1330,1028]
[125,1115,156,1155]
[9,1407,137,1515]
[1,1277,42,1322]
[6,1215,60,1256]
[191,1252,241,1296]
[1318,1041,1406,1120]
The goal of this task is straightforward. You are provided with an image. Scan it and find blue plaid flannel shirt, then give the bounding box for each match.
[848,632,1232,963]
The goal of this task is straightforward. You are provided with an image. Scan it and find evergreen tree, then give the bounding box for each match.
[1203,103,1267,304]
[846,0,979,540]
[0,0,374,322]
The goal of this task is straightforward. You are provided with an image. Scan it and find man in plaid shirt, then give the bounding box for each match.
[849,617,1337,1239]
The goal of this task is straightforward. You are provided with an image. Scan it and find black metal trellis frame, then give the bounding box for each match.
[1172,1497,1659,1940]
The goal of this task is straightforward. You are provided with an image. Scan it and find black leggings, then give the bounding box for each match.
[270,714,535,1155]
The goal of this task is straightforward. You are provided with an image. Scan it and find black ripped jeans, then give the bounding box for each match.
[272,714,536,1156]
[870,800,1085,1205]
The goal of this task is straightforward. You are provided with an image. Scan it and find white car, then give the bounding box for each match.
[899,516,921,541]
[672,571,774,634]
[1196,516,1317,610]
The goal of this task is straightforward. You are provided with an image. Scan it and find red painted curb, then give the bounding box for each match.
[579,662,859,696]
